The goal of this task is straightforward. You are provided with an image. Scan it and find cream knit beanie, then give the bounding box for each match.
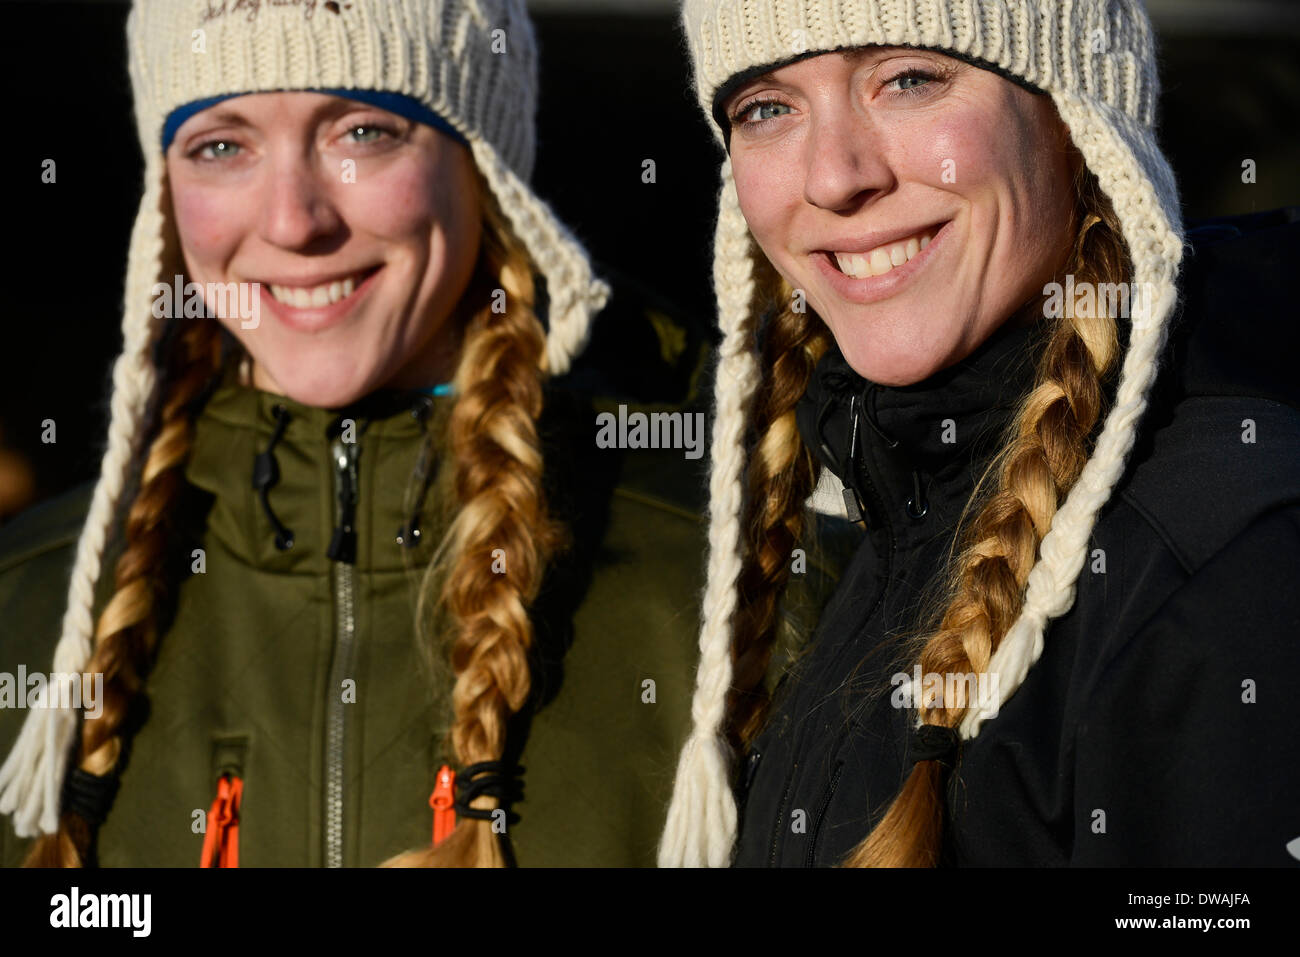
[0,0,609,839]
[662,0,1185,866]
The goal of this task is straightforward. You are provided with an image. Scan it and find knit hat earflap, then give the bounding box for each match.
[0,0,610,839]
[662,0,1185,866]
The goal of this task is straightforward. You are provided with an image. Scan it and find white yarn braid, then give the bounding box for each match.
[0,153,167,837]
[959,94,1185,737]
[659,160,757,867]
[468,139,611,375]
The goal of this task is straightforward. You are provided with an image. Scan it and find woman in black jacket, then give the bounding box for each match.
[661,0,1300,866]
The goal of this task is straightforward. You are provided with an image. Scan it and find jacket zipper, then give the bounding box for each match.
[805,761,845,867]
[767,761,799,866]
[325,436,360,868]
[765,391,898,866]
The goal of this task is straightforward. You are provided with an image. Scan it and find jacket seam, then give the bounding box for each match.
[610,487,705,525]
[0,530,79,577]
[1116,489,1195,575]
[1114,394,1300,575]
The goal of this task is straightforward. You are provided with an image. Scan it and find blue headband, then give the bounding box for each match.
[161,89,469,153]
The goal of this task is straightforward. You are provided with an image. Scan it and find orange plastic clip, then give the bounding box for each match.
[430,765,456,846]
[200,774,243,868]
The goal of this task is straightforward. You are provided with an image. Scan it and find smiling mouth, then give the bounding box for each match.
[823,224,945,279]
[265,265,382,308]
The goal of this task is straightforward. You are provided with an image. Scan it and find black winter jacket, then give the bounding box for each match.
[734,208,1300,867]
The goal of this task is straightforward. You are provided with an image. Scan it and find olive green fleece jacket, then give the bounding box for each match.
[0,298,850,867]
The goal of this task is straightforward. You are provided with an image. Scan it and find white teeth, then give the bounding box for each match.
[268,269,371,306]
[834,252,872,278]
[831,229,937,279]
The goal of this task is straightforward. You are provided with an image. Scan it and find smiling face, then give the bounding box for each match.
[165,91,483,408]
[721,47,1076,386]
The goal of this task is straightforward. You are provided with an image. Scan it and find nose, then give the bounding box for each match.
[257,148,343,249]
[802,101,893,212]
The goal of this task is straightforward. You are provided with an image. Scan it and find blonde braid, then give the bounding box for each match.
[383,173,561,868]
[23,316,223,867]
[844,163,1129,868]
[728,261,831,750]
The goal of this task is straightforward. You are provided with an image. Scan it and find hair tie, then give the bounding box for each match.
[452,761,525,822]
[62,766,121,827]
[910,724,960,767]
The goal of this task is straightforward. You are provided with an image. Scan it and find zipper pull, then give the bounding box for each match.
[430,765,456,846]
[841,395,865,524]
[327,438,359,564]
[199,773,243,868]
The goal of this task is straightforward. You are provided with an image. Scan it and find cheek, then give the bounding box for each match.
[344,160,445,236]
[914,105,1067,259]
[732,147,804,268]
[170,186,242,264]
[903,112,1007,199]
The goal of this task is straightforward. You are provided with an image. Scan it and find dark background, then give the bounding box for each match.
[1,0,1298,520]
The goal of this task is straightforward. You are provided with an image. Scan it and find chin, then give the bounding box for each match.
[831,323,955,388]
[260,357,377,410]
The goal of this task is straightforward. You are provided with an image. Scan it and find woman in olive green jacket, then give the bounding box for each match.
[0,0,740,868]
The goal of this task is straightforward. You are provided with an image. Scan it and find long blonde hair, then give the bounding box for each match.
[23,164,561,869]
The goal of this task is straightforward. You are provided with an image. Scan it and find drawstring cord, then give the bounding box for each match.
[397,396,438,549]
[252,404,295,550]
[252,389,447,555]
[860,381,930,521]
[815,378,930,524]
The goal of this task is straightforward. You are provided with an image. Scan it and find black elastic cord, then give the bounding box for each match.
[858,381,899,449]
[397,397,438,549]
[452,761,525,822]
[252,404,295,550]
[62,767,121,827]
[910,724,960,767]
[907,468,930,519]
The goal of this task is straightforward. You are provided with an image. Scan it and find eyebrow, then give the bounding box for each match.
[176,97,384,140]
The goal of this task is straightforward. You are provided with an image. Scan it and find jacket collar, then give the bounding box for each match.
[796,316,1049,542]
[184,360,456,576]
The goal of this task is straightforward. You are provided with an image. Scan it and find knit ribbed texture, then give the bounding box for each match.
[661,0,1185,866]
[0,0,609,839]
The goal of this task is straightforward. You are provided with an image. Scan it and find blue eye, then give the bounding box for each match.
[346,125,384,144]
[194,140,240,160]
[889,70,939,93]
[732,99,793,127]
